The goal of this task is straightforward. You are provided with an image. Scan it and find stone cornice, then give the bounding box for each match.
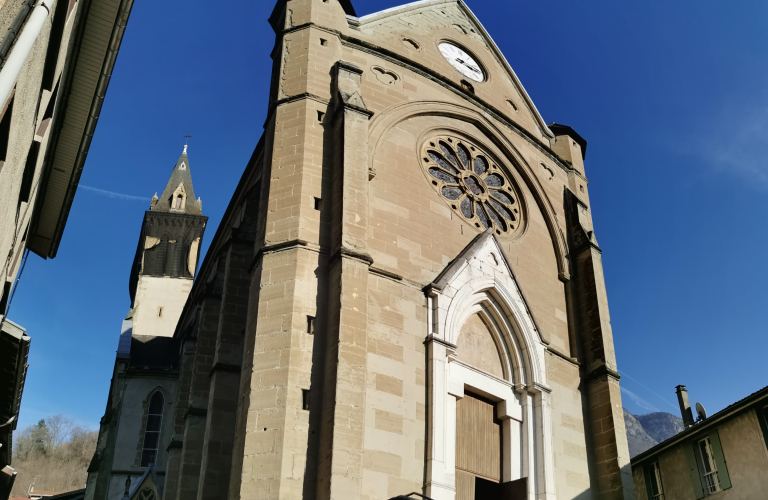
[208,362,241,378]
[265,92,331,128]
[328,247,374,267]
[546,346,581,367]
[585,364,621,384]
[424,334,457,351]
[369,266,402,281]
[124,369,179,380]
[166,439,183,451]
[529,382,553,394]
[248,239,328,274]
[184,406,208,419]
[111,469,166,476]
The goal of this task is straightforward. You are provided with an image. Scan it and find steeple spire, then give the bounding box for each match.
[152,147,202,215]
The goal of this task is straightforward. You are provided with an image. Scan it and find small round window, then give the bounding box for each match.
[421,136,523,237]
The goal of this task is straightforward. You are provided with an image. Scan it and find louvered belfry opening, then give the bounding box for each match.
[456,392,501,499]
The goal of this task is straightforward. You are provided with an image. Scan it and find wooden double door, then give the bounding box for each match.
[456,392,527,500]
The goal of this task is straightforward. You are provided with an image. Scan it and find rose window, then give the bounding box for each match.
[421,136,523,236]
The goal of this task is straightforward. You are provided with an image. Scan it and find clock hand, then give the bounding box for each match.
[456,58,481,73]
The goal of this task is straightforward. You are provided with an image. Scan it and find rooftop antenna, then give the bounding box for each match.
[695,402,707,422]
[183,133,192,154]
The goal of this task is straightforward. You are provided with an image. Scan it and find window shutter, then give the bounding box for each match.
[643,464,654,500]
[684,443,705,499]
[708,430,732,490]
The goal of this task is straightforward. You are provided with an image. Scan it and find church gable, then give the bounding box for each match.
[126,464,160,500]
[431,228,549,350]
[347,0,552,139]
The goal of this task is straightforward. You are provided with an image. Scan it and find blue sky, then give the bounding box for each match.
[8,0,768,430]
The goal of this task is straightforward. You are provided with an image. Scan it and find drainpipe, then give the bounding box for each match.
[0,0,56,107]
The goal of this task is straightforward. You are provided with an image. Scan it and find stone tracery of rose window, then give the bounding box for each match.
[421,136,523,236]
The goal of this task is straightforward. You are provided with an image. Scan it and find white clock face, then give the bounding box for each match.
[438,43,485,82]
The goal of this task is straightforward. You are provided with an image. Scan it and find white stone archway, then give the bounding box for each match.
[425,230,556,500]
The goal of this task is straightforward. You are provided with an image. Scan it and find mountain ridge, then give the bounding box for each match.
[623,408,684,458]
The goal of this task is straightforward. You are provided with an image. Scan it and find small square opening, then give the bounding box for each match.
[317,111,325,122]
[320,38,327,46]
[314,197,322,210]
[307,316,316,334]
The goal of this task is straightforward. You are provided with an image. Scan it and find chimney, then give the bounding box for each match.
[676,385,695,428]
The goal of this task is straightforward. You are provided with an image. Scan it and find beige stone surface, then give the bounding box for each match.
[122,1,634,499]
[456,312,504,379]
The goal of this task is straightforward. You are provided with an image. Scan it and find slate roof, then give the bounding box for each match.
[152,149,201,215]
[129,335,180,371]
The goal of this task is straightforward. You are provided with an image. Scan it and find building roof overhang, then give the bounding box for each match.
[0,317,30,468]
[27,0,136,259]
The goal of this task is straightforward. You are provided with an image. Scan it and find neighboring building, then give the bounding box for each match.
[45,490,85,500]
[0,317,29,497]
[8,488,82,500]
[28,490,60,499]
[88,0,637,499]
[631,385,768,500]
[85,149,206,500]
[0,0,135,496]
[0,0,135,311]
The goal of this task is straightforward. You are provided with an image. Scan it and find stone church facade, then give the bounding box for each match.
[86,1,634,499]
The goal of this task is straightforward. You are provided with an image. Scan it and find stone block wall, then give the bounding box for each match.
[161,1,636,499]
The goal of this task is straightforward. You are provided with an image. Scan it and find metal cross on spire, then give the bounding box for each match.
[183,133,192,154]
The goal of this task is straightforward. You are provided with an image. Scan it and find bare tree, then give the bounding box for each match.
[10,415,97,497]
[46,415,75,448]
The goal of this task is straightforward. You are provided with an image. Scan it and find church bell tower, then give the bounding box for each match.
[127,146,207,337]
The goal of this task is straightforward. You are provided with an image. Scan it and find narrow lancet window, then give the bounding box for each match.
[141,391,164,467]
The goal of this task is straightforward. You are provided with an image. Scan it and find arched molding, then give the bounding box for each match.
[368,100,570,280]
[455,302,514,383]
[446,277,544,387]
[143,386,169,405]
[425,230,556,500]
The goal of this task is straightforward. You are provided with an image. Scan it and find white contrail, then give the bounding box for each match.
[618,369,679,411]
[621,386,660,413]
[79,184,148,202]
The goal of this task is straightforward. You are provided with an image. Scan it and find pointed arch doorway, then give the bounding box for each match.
[424,230,556,500]
[453,312,528,500]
